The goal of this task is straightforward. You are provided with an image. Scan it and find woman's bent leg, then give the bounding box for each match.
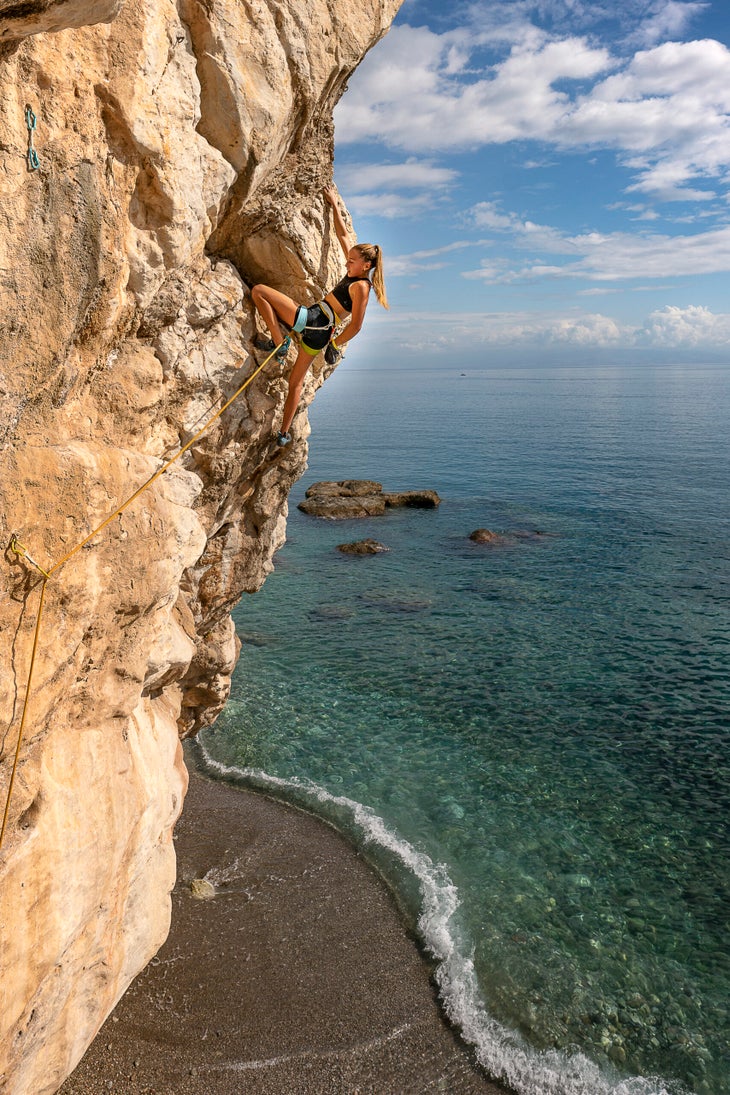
[281,347,315,435]
[251,285,299,345]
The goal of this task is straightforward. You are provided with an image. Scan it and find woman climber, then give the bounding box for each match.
[251,184,388,447]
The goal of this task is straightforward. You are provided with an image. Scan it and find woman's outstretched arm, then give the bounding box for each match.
[323,185,354,259]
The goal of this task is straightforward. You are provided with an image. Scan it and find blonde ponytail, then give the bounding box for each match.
[356,243,389,309]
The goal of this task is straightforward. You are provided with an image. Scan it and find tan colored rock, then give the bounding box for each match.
[0,0,403,1092]
[299,493,388,518]
[300,480,440,518]
[0,0,122,44]
[306,479,384,497]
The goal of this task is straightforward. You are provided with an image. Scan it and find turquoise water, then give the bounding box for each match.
[200,363,730,1095]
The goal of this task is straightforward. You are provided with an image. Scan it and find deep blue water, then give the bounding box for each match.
[200,362,730,1095]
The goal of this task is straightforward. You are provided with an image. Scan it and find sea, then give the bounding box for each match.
[199,360,729,1095]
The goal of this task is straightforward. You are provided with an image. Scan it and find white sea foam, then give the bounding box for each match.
[196,742,684,1095]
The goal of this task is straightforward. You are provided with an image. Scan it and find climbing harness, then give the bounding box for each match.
[0,336,288,852]
[25,105,40,172]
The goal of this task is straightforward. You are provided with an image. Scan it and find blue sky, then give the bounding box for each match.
[332,0,730,364]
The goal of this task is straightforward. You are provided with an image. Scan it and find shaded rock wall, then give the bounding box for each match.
[0,1,401,1092]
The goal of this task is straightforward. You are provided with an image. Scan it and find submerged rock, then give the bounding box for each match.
[308,604,356,622]
[383,489,440,508]
[337,539,390,554]
[469,528,507,545]
[362,593,432,613]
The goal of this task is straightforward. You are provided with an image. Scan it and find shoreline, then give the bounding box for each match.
[60,760,509,1095]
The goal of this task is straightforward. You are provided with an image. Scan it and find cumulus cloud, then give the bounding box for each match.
[334,20,730,200]
[336,27,613,148]
[638,303,730,344]
[365,303,730,351]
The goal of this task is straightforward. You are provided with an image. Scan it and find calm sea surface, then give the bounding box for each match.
[200,362,729,1095]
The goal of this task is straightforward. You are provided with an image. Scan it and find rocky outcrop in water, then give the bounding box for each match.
[300,479,441,517]
[0,2,401,1092]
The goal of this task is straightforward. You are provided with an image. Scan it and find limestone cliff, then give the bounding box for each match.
[0,2,401,1092]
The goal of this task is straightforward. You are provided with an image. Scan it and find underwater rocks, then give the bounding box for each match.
[469,528,549,547]
[337,539,390,554]
[469,528,507,545]
[299,480,441,518]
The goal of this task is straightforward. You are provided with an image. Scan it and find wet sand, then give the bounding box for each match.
[60,763,509,1095]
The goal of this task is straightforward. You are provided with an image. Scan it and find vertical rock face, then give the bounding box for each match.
[0,2,401,1092]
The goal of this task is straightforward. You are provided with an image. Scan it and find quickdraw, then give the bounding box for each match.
[25,104,40,172]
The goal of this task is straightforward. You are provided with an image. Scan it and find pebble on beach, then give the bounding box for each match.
[190,878,216,900]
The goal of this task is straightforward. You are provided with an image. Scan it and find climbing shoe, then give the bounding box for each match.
[253,334,276,352]
[276,431,292,447]
[276,336,291,362]
[324,340,343,366]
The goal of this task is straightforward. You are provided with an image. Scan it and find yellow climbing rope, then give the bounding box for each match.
[0,338,285,852]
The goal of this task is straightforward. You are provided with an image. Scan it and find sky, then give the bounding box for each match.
[332,0,730,365]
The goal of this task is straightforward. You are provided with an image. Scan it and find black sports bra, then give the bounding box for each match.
[329,275,371,313]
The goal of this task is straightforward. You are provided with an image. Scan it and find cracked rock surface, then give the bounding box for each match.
[0,1,400,1092]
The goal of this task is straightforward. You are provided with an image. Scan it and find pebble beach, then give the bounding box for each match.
[59,765,505,1095]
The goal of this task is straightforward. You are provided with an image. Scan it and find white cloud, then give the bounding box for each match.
[638,303,730,344]
[364,302,730,350]
[335,23,730,200]
[336,26,613,148]
[632,1,709,47]
[555,224,730,280]
[387,240,490,276]
[464,201,730,281]
[337,158,458,220]
[336,159,458,192]
[346,191,447,219]
[547,314,625,344]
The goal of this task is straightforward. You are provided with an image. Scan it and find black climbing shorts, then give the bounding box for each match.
[300,301,336,356]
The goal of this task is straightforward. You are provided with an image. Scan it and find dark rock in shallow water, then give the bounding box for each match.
[512,528,548,540]
[469,528,507,545]
[337,539,390,555]
[308,604,355,622]
[299,480,440,520]
[362,592,432,613]
[383,490,441,509]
